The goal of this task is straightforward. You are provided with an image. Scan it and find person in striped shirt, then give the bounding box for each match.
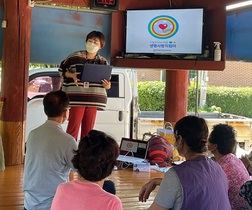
[59,31,111,140]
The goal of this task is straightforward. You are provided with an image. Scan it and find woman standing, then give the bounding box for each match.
[59,31,111,140]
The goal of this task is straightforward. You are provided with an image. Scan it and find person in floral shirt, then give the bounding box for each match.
[208,124,250,210]
[240,180,252,210]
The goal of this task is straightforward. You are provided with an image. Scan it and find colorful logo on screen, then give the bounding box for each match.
[148,15,179,39]
[126,142,133,149]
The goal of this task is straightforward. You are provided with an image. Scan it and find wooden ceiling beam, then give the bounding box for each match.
[44,0,244,10]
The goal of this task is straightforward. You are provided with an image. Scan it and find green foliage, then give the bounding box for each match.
[197,105,222,113]
[29,63,57,68]
[138,81,165,111]
[206,86,252,117]
[138,81,200,112]
[138,81,252,118]
[187,80,198,112]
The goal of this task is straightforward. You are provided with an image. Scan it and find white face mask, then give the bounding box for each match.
[86,42,100,53]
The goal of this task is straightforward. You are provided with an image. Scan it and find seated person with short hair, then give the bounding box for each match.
[208,124,250,210]
[51,130,122,210]
[23,90,78,210]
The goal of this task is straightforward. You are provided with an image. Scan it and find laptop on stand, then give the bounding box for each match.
[117,137,149,164]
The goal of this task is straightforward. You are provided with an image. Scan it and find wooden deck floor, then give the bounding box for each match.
[0,165,163,210]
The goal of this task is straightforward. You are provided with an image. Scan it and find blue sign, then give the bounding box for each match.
[31,7,111,64]
[226,9,252,62]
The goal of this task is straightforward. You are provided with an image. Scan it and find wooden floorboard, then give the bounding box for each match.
[0,165,163,210]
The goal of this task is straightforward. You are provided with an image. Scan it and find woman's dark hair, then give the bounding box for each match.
[174,115,208,153]
[209,124,237,155]
[72,130,119,182]
[43,90,69,117]
[86,31,106,48]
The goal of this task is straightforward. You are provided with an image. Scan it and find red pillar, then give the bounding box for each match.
[0,1,31,165]
[164,70,189,125]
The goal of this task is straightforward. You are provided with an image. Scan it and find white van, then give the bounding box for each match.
[27,68,139,144]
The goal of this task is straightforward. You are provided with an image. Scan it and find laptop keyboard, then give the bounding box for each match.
[117,155,146,163]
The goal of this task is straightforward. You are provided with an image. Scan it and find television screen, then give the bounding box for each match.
[125,9,204,55]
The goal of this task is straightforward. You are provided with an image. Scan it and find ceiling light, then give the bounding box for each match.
[226,0,252,11]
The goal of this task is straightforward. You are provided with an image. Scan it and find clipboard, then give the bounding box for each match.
[81,63,112,83]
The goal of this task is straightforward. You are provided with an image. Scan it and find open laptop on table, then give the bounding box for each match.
[117,137,149,164]
[81,63,112,83]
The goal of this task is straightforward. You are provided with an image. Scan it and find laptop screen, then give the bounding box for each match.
[119,138,149,159]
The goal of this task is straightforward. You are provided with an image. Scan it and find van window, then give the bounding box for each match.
[28,72,118,99]
[28,76,61,100]
[107,75,119,97]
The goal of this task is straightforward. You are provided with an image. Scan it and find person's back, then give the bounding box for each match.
[218,153,249,209]
[51,129,122,210]
[141,116,231,210]
[208,124,250,210]
[172,156,230,210]
[51,180,121,210]
[23,90,77,210]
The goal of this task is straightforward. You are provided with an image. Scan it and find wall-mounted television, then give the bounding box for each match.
[125,8,204,56]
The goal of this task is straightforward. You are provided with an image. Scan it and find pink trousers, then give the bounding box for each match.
[66,106,97,140]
